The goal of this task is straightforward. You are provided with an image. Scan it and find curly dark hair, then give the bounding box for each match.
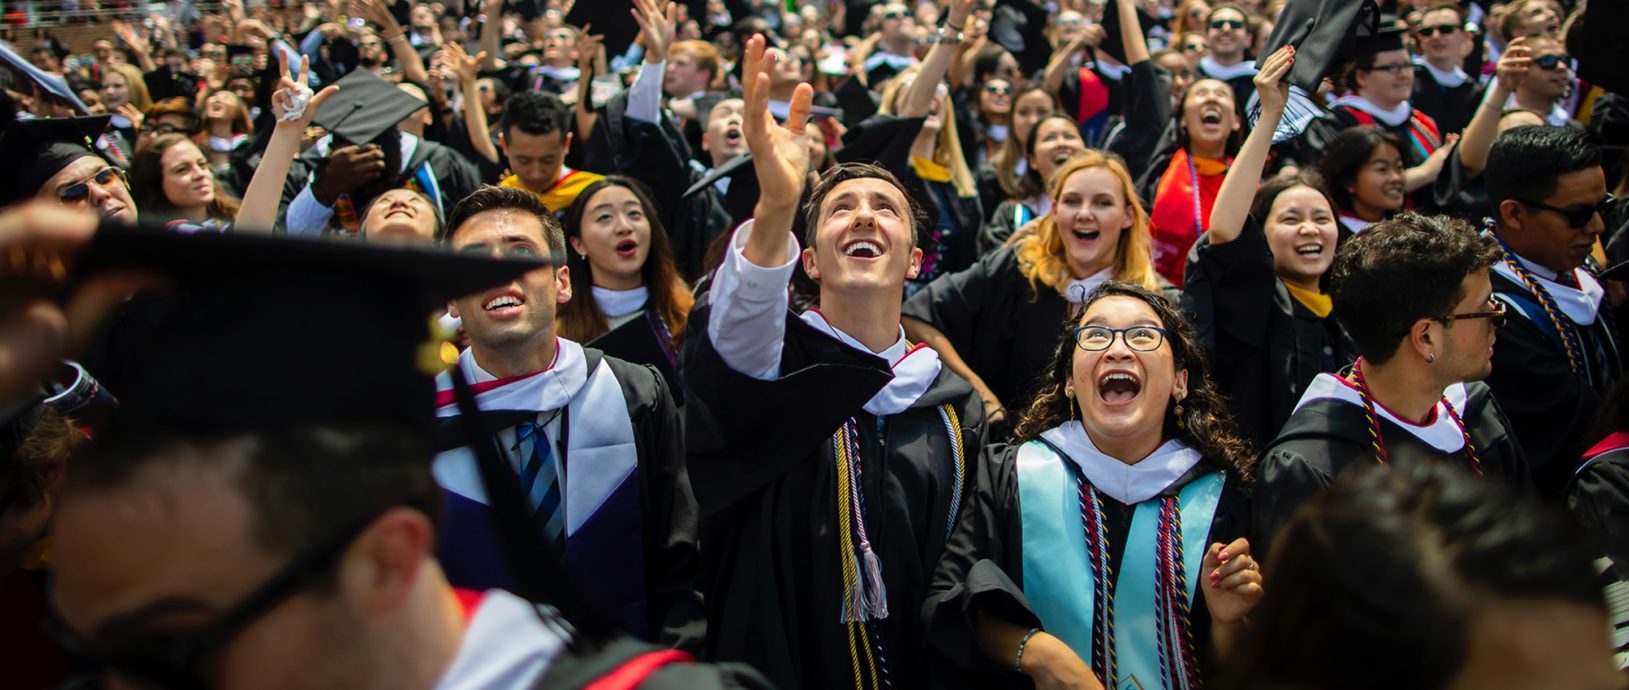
[1012,281,1257,482]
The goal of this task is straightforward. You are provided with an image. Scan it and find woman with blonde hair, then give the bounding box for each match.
[905,149,1172,433]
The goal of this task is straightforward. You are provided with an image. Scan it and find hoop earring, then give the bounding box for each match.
[1425,353,1436,364]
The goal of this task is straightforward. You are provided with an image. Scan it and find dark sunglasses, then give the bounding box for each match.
[984,83,1012,95]
[49,511,382,690]
[1439,299,1507,329]
[59,168,125,206]
[1520,196,1610,229]
[1534,54,1569,70]
[1417,23,1459,37]
[1209,18,1245,30]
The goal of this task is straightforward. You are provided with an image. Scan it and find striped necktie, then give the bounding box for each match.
[515,419,565,549]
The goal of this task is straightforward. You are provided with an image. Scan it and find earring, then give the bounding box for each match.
[1173,392,1186,429]
[1425,353,1436,364]
[578,253,588,260]
[1065,387,1077,420]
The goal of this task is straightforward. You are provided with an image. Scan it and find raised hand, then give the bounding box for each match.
[445,41,486,86]
[1200,537,1263,626]
[272,52,339,130]
[575,24,604,76]
[1252,44,1295,117]
[111,19,146,54]
[631,0,677,63]
[1494,36,1531,95]
[744,34,813,208]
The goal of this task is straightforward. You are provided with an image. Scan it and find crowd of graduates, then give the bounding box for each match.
[2,0,1629,688]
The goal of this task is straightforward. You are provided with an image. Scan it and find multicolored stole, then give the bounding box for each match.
[1016,439,1224,690]
[502,167,607,212]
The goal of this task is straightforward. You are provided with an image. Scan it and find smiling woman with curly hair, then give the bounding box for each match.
[925,281,1258,690]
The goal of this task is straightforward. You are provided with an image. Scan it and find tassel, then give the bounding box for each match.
[860,546,890,619]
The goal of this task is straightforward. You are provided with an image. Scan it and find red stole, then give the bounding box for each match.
[1149,148,1228,287]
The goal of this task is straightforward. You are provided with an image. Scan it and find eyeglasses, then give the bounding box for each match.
[984,83,1012,95]
[1209,18,1245,30]
[1533,54,1570,71]
[1366,62,1414,75]
[140,121,197,136]
[359,39,383,47]
[882,10,905,20]
[1073,325,1168,352]
[1439,299,1507,329]
[49,510,382,690]
[59,168,126,207]
[1416,23,1459,37]
[1519,196,1610,229]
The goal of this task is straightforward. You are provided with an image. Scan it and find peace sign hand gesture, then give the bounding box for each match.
[272,51,340,130]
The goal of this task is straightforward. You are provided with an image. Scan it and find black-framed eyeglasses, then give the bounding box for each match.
[1439,299,1507,329]
[49,510,384,690]
[1417,23,1459,37]
[1533,54,1569,71]
[59,168,126,207]
[140,121,198,136]
[1209,18,1245,30]
[1073,325,1168,352]
[1366,62,1414,75]
[1519,196,1610,229]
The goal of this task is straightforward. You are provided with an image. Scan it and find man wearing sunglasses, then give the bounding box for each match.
[1253,212,1531,553]
[1506,35,1575,128]
[0,115,138,223]
[1483,125,1622,499]
[1197,4,1257,111]
[1410,4,1480,135]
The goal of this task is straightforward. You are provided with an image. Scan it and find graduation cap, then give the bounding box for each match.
[0,40,88,113]
[312,67,427,144]
[71,222,548,433]
[1350,18,1406,60]
[564,0,639,63]
[990,0,1052,76]
[1097,0,1160,66]
[0,115,112,207]
[1247,0,1382,142]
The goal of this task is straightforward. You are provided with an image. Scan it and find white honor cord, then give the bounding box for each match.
[277,84,315,124]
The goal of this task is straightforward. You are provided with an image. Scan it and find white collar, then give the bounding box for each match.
[1090,60,1130,81]
[535,65,580,81]
[987,123,1009,143]
[864,51,918,71]
[1329,93,1414,127]
[799,309,943,416]
[434,339,590,415]
[1413,55,1469,88]
[591,285,648,318]
[1494,254,1604,325]
[1338,213,1374,235]
[1063,267,1115,304]
[1199,55,1258,81]
[1037,422,1203,505]
[430,590,566,690]
[1292,373,1471,454]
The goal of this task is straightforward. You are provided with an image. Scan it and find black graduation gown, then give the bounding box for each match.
[1180,217,1358,448]
[681,305,986,690]
[434,351,706,652]
[586,311,683,403]
[1251,381,1530,554]
[1487,270,1625,500]
[901,247,1071,415]
[922,443,1250,689]
[277,136,483,235]
[1569,441,1629,583]
[531,637,775,689]
[1410,64,1482,136]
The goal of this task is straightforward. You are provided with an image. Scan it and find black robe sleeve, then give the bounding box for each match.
[419,140,483,212]
[1569,451,1629,582]
[604,356,706,653]
[1117,60,1174,187]
[1181,217,1282,445]
[979,199,1024,256]
[1249,442,1337,556]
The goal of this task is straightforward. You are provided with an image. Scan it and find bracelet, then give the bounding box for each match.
[387,33,407,45]
[947,23,963,31]
[1014,627,1042,672]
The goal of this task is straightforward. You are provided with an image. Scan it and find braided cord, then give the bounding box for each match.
[1076,472,1118,685]
[938,404,966,543]
[834,424,866,688]
[645,308,679,366]
[1441,399,1485,476]
[1351,360,1392,467]
[1168,496,1201,688]
[1486,223,1585,374]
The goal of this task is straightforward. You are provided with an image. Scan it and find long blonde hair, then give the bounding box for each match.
[878,69,978,199]
[1016,150,1161,298]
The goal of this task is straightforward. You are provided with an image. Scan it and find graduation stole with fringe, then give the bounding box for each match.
[832,401,965,690]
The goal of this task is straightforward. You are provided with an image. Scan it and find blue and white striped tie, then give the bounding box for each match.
[515,420,565,548]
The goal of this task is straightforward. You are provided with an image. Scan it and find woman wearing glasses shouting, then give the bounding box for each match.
[924,281,1260,690]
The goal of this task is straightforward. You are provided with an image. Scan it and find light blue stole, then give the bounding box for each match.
[1014,439,1224,690]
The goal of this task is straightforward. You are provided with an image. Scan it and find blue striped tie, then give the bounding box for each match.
[515,420,565,548]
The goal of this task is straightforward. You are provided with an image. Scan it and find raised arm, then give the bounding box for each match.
[111,20,159,73]
[236,53,339,231]
[743,33,814,266]
[1043,26,1101,96]
[353,0,429,85]
[1458,37,1531,176]
[1208,45,1294,246]
[448,42,500,164]
[573,30,604,143]
[1116,0,1149,66]
[478,0,504,72]
[899,0,974,119]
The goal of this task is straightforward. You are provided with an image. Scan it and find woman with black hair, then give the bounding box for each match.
[1222,461,1618,690]
[924,282,1261,690]
[1317,126,1409,236]
[1183,47,1358,448]
[979,113,1086,253]
[558,176,694,393]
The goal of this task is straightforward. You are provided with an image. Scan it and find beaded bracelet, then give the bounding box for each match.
[1015,627,1042,673]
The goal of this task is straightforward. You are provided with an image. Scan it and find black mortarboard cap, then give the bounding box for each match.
[990,0,1052,76]
[1249,0,1380,142]
[71,222,547,432]
[1097,0,1160,66]
[0,41,88,113]
[1350,17,1407,60]
[312,68,427,144]
[0,115,111,207]
[564,0,639,62]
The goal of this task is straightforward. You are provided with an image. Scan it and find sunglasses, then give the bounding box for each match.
[1417,23,1459,37]
[1534,54,1569,71]
[984,83,1012,95]
[1519,196,1610,229]
[1439,299,1508,329]
[882,10,905,20]
[59,168,126,207]
[1209,18,1245,30]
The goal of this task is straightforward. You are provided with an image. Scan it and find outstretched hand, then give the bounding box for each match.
[744,33,814,217]
[445,41,486,86]
[631,0,677,64]
[1252,45,1295,117]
